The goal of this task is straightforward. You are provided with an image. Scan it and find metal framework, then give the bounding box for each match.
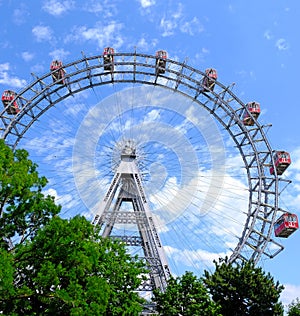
[92,141,171,292]
[0,51,291,268]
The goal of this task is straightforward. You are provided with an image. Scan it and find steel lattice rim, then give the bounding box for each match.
[0,51,290,264]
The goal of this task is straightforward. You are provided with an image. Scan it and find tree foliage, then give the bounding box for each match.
[0,140,61,248]
[153,271,221,316]
[203,258,284,316]
[0,215,146,315]
[288,298,300,316]
[0,142,146,315]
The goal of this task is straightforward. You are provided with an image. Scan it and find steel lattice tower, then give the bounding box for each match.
[92,140,171,293]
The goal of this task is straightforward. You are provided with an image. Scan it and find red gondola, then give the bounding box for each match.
[155,50,167,74]
[270,151,291,175]
[1,90,20,115]
[50,60,66,84]
[274,212,299,238]
[103,47,115,71]
[243,101,261,126]
[202,68,217,92]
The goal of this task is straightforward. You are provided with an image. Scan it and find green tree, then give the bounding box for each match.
[0,248,15,301]
[0,139,60,249]
[288,298,300,316]
[203,258,284,316]
[153,271,221,316]
[0,215,146,315]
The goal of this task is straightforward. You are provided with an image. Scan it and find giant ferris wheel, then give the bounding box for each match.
[1,49,298,292]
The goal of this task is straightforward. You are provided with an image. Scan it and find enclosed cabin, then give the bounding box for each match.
[103,47,115,71]
[274,212,299,238]
[50,60,66,84]
[243,101,261,126]
[270,151,291,175]
[1,90,20,115]
[202,68,217,92]
[155,50,167,75]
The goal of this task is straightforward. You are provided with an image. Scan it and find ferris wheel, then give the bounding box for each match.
[1,49,298,278]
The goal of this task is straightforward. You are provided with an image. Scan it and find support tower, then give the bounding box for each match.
[92,140,171,293]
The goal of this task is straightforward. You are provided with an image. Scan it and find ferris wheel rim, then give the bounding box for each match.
[0,51,288,264]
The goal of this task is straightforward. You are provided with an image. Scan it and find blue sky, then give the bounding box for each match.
[1,0,300,309]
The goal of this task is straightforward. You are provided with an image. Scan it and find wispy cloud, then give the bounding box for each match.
[135,36,158,52]
[32,25,54,42]
[281,283,300,308]
[164,245,229,272]
[159,3,203,37]
[13,4,29,25]
[276,38,289,51]
[65,21,124,49]
[49,48,70,60]
[42,0,75,16]
[139,0,156,8]
[0,63,27,88]
[264,31,290,51]
[180,17,204,35]
[264,30,273,40]
[279,147,300,213]
[160,17,177,37]
[159,3,184,37]
[82,0,118,18]
[21,51,34,62]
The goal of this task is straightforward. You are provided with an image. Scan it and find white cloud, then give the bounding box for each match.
[61,91,89,116]
[276,38,289,51]
[0,63,27,88]
[135,36,158,51]
[194,48,209,63]
[82,0,117,18]
[136,37,148,50]
[160,17,177,37]
[180,17,204,35]
[159,3,183,37]
[281,283,300,308]
[264,31,289,52]
[83,1,103,13]
[171,3,183,19]
[21,51,34,62]
[139,0,155,8]
[159,3,202,37]
[13,5,29,25]
[278,147,300,213]
[290,147,300,171]
[43,187,79,211]
[65,22,124,49]
[164,245,228,271]
[0,63,11,72]
[264,30,273,40]
[144,109,160,122]
[43,188,59,200]
[42,0,75,16]
[49,48,70,60]
[32,25,53,42]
